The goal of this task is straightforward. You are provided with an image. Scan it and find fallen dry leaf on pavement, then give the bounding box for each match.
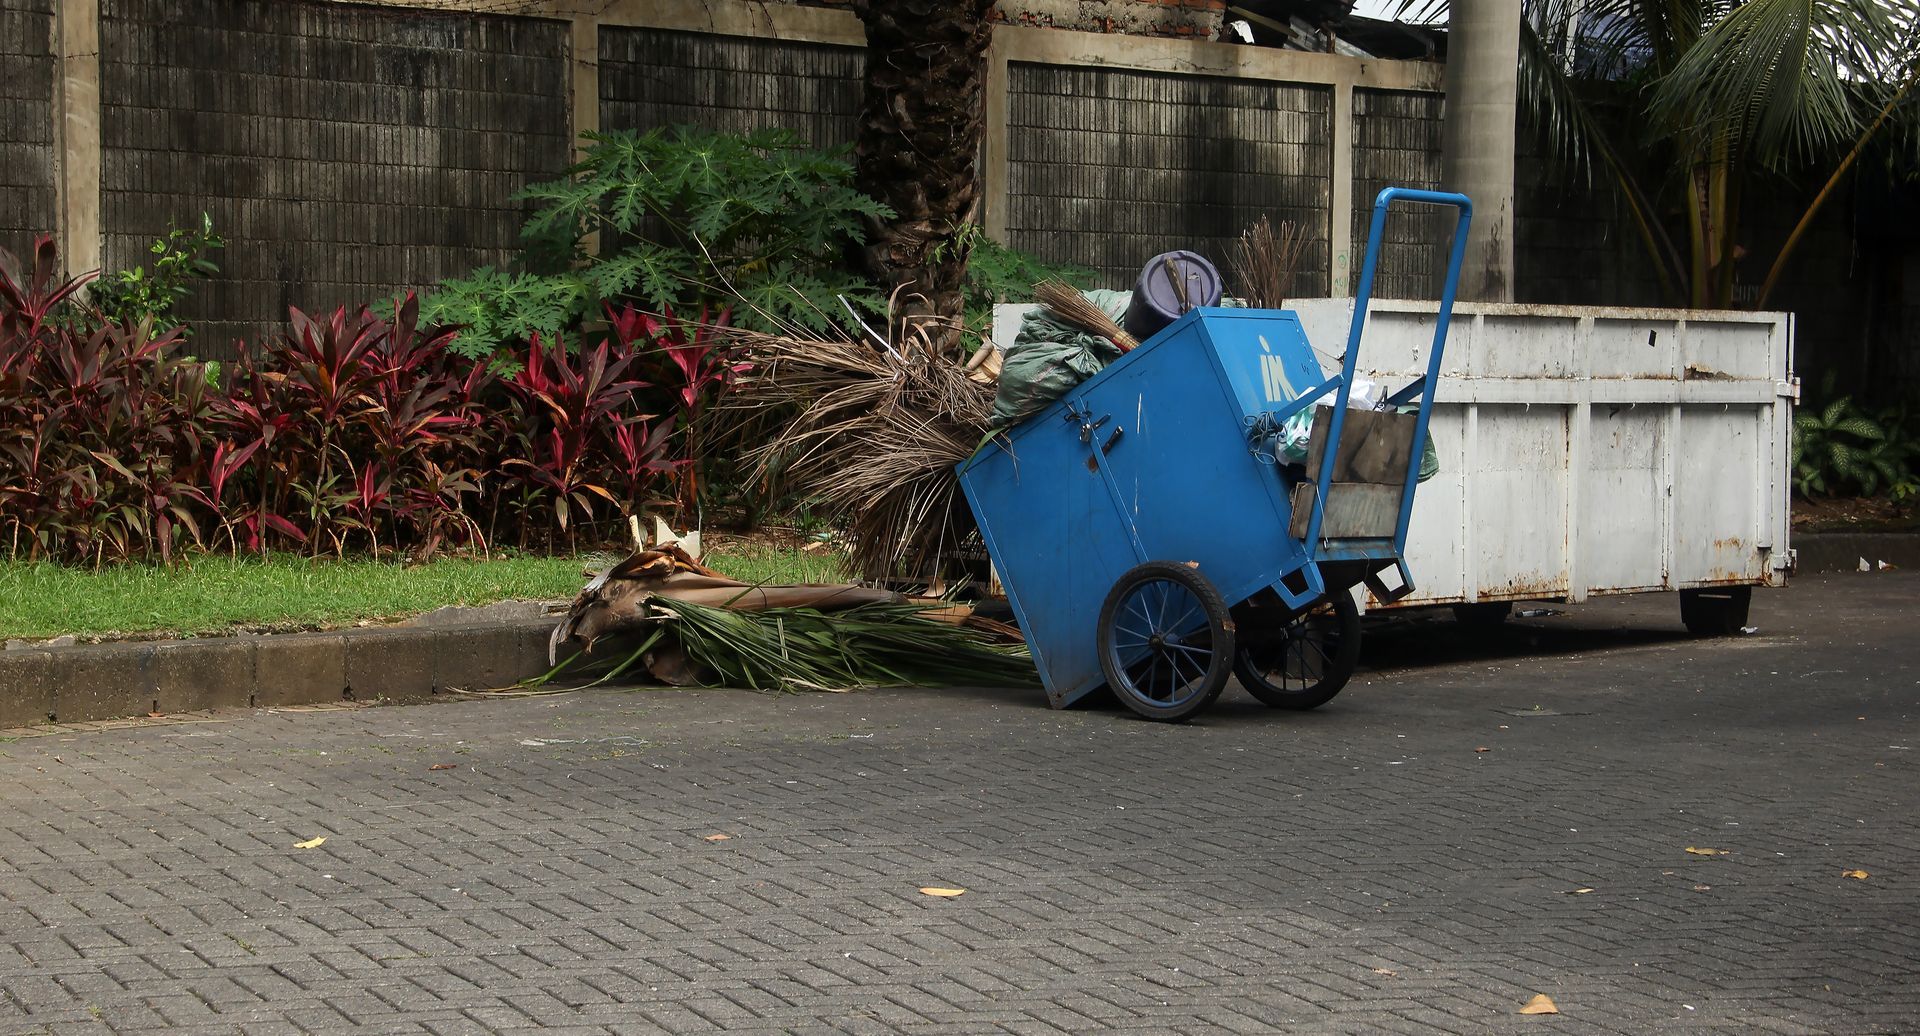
[1520,994,1559,1015]
[1693,884,1713,891]
[704,833,731,842]
[1684,847,1730,856]
[1843,869,1870,880]
[1372,967,1398,977]
[1475,746,1491,753]
[1570,887,1594,894]
[428,764,457,771]
[919,887,967,897]
[293,837,326,849]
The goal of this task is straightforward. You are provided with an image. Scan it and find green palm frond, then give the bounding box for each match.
[1648,0,1918,167]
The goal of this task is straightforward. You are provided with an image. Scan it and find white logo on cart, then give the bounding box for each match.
[1260,353,1296,404]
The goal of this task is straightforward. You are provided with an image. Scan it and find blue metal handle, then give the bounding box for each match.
[1303,187,1472,555]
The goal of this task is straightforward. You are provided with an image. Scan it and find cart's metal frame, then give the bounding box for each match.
[958,187,1472,717]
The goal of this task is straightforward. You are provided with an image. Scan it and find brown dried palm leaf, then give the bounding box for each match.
[716,329,994,582]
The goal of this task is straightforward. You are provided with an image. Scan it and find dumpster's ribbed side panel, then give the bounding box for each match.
[599,28,862,148]
[1005,64,1332,295]
[1351,89,1443,302]
[1289,299,1796,607]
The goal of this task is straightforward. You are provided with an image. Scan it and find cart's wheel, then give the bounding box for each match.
[1233,591,1361,710]
[1097,561,1236,723]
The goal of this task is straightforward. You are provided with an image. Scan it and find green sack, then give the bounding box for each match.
[1400,406,1440,483]
[990,290,1131,428]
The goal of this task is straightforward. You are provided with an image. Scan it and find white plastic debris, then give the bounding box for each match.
[1859,557,1871,572]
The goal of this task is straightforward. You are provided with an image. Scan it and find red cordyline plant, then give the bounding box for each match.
[1,237,222,563]
[497,332,648,542]
[0,237,710,565]
[607,302,747,517]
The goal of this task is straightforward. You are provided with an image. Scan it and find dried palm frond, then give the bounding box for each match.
[1035,279,1138,352]
[1232,216,1312,309]
[549,544,903,663]
[538,545,1029,692]
[658,597,1036,691]
[716,328,995,582]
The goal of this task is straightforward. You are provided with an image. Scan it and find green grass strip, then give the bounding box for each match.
[0,554,586,641]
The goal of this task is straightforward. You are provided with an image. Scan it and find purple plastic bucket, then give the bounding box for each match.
[1123,250,1223,341]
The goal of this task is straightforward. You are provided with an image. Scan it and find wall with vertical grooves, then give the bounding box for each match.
[1006,63,1332,294]
[0,0,57,260]
[1351,88,1443,301]
[599,27,862,148]
[97,0,570,353]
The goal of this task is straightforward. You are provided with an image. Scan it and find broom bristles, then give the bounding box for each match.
[1036,279,1138,352]
[1232,215,1311,310]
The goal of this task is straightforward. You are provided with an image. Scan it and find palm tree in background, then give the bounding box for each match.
[1414,0,1920,308]
[851,0,995,352]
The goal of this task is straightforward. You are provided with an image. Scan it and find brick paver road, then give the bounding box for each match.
[2,574,1917,1035]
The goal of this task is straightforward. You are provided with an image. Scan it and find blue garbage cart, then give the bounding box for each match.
[957,188,1473,721]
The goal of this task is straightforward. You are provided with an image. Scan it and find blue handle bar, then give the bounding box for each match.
[1302,187,1473,554]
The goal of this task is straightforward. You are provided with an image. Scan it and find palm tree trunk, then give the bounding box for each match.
[852,0,994,353]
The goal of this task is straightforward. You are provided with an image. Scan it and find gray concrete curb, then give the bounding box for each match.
[1794,532,1920,573]
[1,620,558,729]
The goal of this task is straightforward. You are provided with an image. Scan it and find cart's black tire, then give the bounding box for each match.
[1233,592,1362,710]
[1097,561,1236,723]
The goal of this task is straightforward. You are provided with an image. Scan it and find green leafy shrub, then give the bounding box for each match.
[1793,377,1919,499]
[90,213,224,333]
[421,126,893,363]
[950,225,1094,336]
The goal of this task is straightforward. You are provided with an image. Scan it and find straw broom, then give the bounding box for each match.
[1035,279,1137,352]
[1232,216,1312,309]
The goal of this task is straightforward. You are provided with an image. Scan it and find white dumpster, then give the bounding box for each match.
[1289,299,1795,631]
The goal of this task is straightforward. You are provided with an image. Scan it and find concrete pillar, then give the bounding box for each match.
[570,15,599,254]
[1328,80,1354,296]
[569,14,599,160]
[1440,0,1519,301]
[53,0,102,278]
[982,26,1011,246]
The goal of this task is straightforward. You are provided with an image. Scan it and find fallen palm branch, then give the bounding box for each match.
[550,543,902,661]
[659,598,1035,691]
[541,544,1033,691]
[715,328,995,582]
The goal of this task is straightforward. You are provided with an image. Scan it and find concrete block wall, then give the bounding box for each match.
[599,27,862,147]
[0,0,57,261]
[1350,87,1443,301]
[991,0,1227,38]
[43,0,1445,350]
[1005,62,1332,293]
[97,0,571,353]
[1511,129,1662,309]
[783,0,1226,39]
